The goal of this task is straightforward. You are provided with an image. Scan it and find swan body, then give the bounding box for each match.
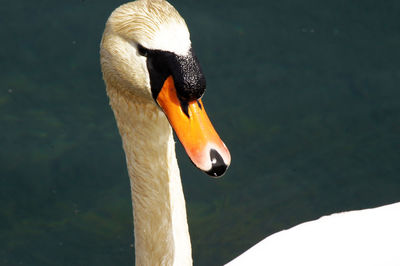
[226,202,400,266]
[101,1,400,265]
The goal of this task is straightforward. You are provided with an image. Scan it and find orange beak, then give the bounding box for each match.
[156,76,231,177]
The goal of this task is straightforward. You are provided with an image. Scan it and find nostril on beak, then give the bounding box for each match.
[205,149,228,177]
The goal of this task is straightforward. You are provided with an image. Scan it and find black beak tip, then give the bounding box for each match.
[205,149,228,178]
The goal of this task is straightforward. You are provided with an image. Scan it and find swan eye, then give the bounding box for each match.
[138,44,149,57]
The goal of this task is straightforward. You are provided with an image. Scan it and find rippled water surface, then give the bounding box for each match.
[1,0,400,265]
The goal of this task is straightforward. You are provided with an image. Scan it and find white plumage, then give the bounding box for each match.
[227,202,400,265]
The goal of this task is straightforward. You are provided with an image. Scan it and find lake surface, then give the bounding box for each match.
[1,0,399,265]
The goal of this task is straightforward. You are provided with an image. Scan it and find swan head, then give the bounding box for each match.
[101,0,230,177]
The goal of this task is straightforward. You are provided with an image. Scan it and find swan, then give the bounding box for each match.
[100,0,400,265]
[100,0,230,264]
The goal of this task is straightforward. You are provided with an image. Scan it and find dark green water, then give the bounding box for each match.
[1,0,399,265]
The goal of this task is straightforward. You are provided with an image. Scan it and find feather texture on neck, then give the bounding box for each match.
[106,86,192,265]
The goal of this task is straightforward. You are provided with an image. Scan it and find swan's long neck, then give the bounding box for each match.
[107,86,192,265]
